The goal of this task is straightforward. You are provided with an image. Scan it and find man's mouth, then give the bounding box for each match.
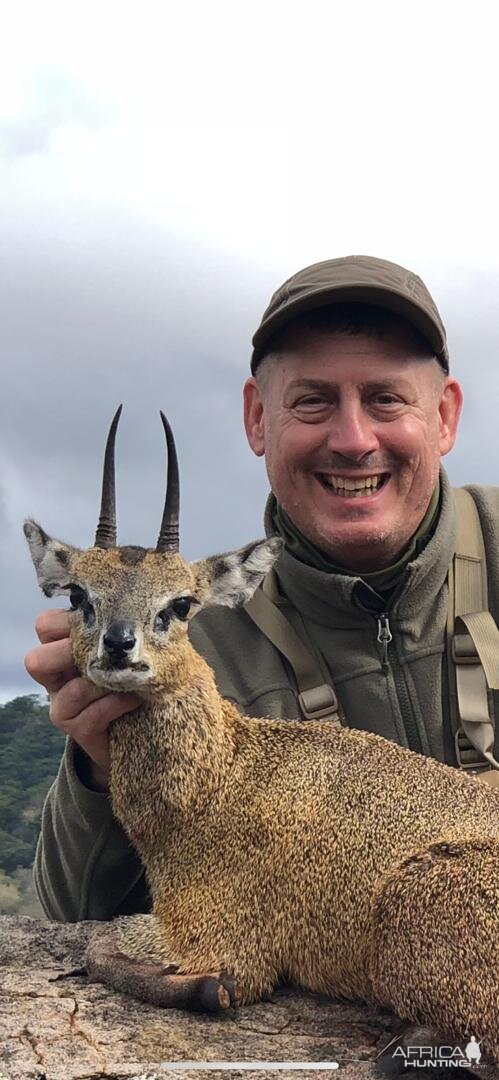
[315,472,390,498]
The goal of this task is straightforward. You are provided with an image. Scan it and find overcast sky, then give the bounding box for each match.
[1,1,498,702]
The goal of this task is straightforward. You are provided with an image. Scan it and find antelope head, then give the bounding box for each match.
[24,407,282,695]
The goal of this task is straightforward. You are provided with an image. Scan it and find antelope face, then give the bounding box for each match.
[24,408,282,695]
[23,535,203,692]
[81,550,200,692]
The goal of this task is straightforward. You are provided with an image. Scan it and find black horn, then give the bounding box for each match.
[94,405,122,549]
[156,411,180,553]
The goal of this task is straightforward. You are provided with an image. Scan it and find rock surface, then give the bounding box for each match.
[0,915,488,1080]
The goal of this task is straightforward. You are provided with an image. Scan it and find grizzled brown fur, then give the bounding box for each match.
[105,678,499,1055]
[24,522,499,1062]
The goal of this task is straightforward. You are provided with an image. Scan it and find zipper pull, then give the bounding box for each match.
[377,612,393,673]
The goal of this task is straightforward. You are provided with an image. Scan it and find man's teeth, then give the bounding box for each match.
[320,473,386,496]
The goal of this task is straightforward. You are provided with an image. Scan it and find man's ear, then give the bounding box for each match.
[23,520,80,597]
[438,377,463,456]
[192,537,283,609]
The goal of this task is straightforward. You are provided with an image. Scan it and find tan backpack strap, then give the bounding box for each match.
[455,612,499,691]
[448,488,499,776]
[245,571,341,724]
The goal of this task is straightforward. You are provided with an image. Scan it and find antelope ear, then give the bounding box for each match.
[192,537,283,609]
[23,520,80,598]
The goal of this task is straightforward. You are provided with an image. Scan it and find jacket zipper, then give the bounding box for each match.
[376,611,423,755]
[376,614,392,673]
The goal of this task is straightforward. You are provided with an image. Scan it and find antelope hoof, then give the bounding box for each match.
[196,970,241,1012]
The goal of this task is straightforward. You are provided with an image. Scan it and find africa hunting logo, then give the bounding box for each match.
[391,1033,484,1069]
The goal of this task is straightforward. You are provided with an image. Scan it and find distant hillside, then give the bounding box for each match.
[0,694,65,915]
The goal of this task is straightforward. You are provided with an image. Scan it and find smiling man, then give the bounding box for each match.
[25,255,499,923]
[245,306,459,572]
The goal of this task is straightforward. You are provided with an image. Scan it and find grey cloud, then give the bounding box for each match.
[1,214,272,699]
[0,68,118,158]
[443,280,499,487]
[0,123,55,158]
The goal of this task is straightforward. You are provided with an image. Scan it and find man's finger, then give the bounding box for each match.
[66,692,140,741]
[35,609,71,644]
[49,676,110,726]
[24,638,76,694]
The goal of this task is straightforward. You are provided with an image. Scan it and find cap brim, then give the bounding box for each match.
[251,284,448,371]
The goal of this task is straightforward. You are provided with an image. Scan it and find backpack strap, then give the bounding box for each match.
[244,570,342,725]
[447,488,499,782]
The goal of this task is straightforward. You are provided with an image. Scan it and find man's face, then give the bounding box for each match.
[243,323,463,571]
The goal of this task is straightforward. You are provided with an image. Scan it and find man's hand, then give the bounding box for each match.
[24,610,140,791]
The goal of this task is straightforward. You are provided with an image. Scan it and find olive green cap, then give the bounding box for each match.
[251,255,449,374]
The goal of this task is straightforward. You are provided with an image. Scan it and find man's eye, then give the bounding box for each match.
[292,397,331,416]
[296,396,328,407]
[373,394,400,406]
[172,597,192,620]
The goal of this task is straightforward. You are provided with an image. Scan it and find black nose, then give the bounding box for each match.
[103,621,137,657]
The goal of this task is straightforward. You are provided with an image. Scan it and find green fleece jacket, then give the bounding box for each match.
[33,468,499,922]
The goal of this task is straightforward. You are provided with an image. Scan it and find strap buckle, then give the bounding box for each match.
[454,727,490,772]
[298,684,341,724]
[452,631,480,665]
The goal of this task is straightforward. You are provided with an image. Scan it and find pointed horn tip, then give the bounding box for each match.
[159,411,177,451]
[94,406,122,549]
[156,408,180,553]
[111,403,123,427]
[102,404,123,448]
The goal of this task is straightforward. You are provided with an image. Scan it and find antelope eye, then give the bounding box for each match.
[154,596,195,631]
[69,585,87,610]
[172,597,192,620]
[69,585,95,628]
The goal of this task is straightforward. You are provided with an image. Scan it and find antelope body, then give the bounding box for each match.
[25,408,499,1066]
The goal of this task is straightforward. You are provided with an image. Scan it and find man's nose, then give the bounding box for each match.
[325,402,380,460]
[103,621,137,657]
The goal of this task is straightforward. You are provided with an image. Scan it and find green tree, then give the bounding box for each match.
[0,694,65,913]
[0,870,22,914]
